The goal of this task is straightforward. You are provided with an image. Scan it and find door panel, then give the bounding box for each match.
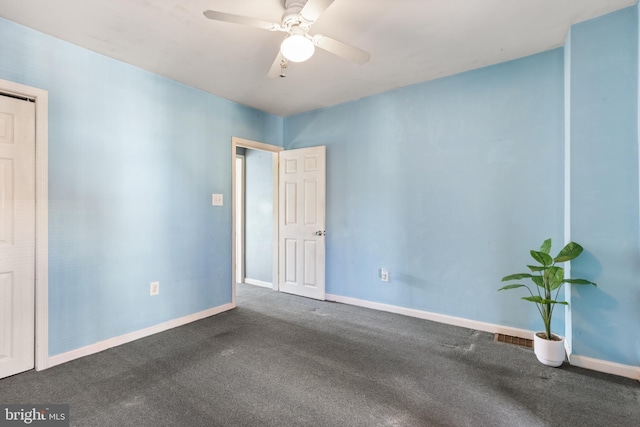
[0,159,14,244]
[279,146,326,300]
[284,238,297,283]
[0,272,13,360]
[303,241,317,285]
[285,182,297,224]
[304,180,317,224]
[0,95,35,379]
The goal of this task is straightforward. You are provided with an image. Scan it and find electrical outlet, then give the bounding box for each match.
[380,268,389,282]
[150,281,159,296]
[212,193,223,206]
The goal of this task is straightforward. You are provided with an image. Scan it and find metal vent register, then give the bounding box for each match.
[494,333,533,348]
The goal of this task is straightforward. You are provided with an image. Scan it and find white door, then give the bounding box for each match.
[0,95,36,379]
[279,146,326,300]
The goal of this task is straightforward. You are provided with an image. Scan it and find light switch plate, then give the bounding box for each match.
[212,194,223,206]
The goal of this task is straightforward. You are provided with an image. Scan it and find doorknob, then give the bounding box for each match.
[314,230,326,236]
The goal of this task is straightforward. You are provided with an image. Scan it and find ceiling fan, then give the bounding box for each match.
[203,0,370,78]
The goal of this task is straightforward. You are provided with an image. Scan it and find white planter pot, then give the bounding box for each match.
[533,332,565,367]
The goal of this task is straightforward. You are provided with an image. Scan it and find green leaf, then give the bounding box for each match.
[527,265,546,272]
[539,239,552,254]
[502,273,532,281]
[555,242,583,262]
[563,278,597,287]
[498,284,527,291]
[530,250,553,267]
[542,298,567,305]
[542,299,569,305]
[544,266,564,291]
[531,275,544,288]
[523,296,562,305]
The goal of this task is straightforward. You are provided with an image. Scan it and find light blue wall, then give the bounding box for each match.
[245,149,273,283]
[284,6,640,369]
[0,18,283,356]
[285,49,565,332]
[568,7,640,366]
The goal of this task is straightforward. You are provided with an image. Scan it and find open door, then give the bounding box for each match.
[278,146,326,300]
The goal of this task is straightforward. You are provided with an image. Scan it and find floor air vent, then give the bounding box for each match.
[494,333,533,348]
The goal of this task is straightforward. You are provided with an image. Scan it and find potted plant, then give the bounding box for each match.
[498,239,597,367]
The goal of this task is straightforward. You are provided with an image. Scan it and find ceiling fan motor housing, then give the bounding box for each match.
[282,0,311,30]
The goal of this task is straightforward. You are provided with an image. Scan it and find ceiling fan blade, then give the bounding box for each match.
[299,0,336,24]
[203,10,280,31]
[312,34,370,64]
[268,51,289,78]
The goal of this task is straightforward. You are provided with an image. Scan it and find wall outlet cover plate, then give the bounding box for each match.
[212,194,223,206]
[150,281,160,296]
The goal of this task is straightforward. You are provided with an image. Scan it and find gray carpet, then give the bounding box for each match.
[1,283,638,426]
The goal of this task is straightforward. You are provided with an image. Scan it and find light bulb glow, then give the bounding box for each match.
[280,34,315,62]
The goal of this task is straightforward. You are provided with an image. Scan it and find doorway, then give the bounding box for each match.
[231,138,327,303]
[236,148,275,289]
[231,137,282,305]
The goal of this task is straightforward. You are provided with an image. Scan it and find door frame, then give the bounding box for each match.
[231,137,282,305]
[0,78,48,371]
[235,153,245,285]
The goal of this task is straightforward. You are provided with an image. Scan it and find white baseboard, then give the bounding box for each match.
[569,354,640,381]
[325,293,533,339]
[244,278,272,288]
[46,302,235,369]
[325,293,640,381]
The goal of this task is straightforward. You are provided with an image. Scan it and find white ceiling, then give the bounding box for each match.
[0,0,635,116]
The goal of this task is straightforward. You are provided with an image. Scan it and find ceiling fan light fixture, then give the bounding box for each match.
[280,33,315,63]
